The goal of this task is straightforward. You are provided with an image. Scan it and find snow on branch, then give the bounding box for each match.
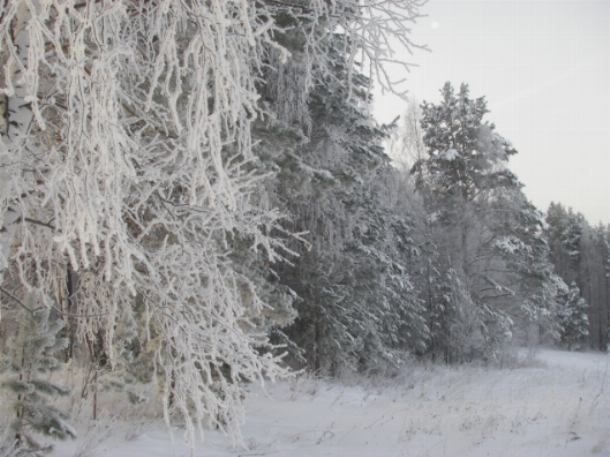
[0,0,425,447]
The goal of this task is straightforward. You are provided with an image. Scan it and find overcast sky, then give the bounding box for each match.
[373,0,610,225]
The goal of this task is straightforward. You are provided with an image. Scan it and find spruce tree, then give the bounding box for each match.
[2,304,75,456]
[258,35,429,374]
[558,282,590,350]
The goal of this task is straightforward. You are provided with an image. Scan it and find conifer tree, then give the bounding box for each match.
[544,204,610,350]
[276,62,398,373]
[258,34,429,373]
[558,282,590,350]
[413,82,558,359]
[2,304,75,456]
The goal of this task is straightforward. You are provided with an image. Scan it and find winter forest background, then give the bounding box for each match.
[0,1,608,456]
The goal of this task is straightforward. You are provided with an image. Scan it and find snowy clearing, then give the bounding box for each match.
[50,349,610,457]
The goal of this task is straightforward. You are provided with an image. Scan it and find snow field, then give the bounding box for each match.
[49,349,610,457]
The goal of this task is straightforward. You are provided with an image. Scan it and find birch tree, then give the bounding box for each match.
[0,0,426,449]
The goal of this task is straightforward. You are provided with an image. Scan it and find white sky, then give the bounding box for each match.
[373,0,610,225]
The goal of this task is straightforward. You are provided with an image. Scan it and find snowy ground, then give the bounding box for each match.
[52,349,610,457]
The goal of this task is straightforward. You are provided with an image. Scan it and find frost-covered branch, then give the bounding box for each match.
[0,0,426,448]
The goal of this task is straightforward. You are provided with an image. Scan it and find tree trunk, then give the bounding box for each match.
[65,265,79,361]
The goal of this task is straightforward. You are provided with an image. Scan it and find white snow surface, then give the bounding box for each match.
[52,349,610,457]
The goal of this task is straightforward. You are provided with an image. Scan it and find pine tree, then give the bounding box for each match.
[412,82,556,360]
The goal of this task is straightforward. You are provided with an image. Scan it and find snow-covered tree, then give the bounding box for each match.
[0,0,427,446]
[546,203,586,284]
[1,304,74,456]
[493,196,565,346]
[581,225,610,350]
[545,204,610,350]
[256,29,429,373]
[558,282,590,350]
[272,62,404,373]
[0,1,297,443]
[387,98,426,168]
[412,82,559,360]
